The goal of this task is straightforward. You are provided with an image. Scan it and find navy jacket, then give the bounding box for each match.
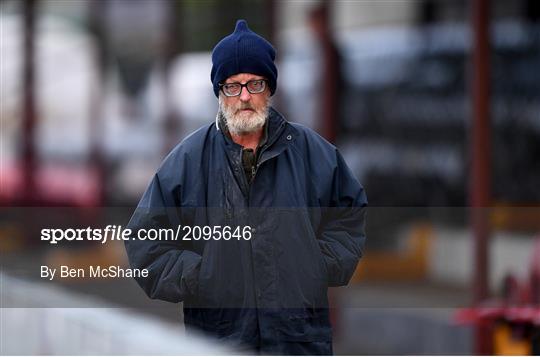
[125,107,367,352]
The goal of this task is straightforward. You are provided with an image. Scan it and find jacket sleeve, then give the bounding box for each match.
[124,173,201,303]
[318,150,367,287]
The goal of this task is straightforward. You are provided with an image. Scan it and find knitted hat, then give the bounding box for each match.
[211,19,277,97]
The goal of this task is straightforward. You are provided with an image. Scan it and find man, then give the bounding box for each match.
[125,19,367,355]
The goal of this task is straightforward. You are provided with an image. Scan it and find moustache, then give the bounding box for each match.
[234,104,256,113]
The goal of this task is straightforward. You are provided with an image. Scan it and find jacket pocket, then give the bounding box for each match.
[276,309,332,342]
[195,241,212,302]
[316,246,328,282]
[297,209,328,282]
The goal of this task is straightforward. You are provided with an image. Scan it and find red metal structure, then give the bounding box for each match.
[470,0,492,352]
[4,0,104,208]
[21,0,37,205]
[456,237,540,354]
[309,2,340,144]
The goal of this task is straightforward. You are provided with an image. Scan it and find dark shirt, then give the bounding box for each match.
[219,113,268,184]
[241,125,268,183]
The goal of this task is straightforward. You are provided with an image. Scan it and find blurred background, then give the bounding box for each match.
[1,0,539,355]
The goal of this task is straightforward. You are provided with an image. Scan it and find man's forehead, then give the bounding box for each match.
[225,73,265,83]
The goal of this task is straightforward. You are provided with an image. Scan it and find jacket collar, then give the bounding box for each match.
[216,106,288,149]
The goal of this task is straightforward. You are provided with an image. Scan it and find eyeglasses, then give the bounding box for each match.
[219,79,267,97]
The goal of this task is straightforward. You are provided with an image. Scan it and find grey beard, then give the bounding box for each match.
[218,96,270,135]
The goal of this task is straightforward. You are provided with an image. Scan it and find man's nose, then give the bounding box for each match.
[239,86,252,102]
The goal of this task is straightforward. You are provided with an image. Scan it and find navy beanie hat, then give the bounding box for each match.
[211,19,277,97]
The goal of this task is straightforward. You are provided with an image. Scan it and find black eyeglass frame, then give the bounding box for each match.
[219,79,268,97]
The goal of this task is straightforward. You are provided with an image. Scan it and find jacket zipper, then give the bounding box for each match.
[245,121,287,205]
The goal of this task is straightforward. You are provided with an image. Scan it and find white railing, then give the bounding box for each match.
[0,273,232,355]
